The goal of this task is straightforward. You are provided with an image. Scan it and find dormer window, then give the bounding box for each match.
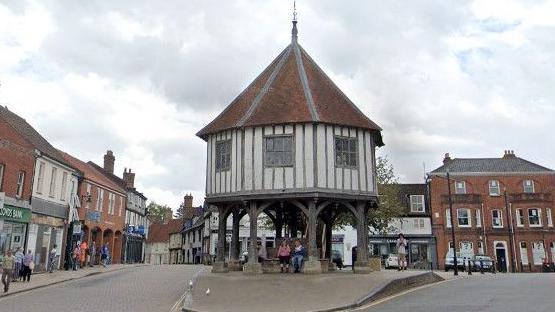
[215,140,231,172]
[410,195,425,213]
[523,180,534,193]
[455,181,466,194]
[334,136,358,168]
[264,135,293,167]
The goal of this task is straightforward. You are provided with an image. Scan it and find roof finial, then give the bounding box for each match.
[291,1,298,43]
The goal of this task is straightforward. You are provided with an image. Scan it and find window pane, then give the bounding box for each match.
[266,138,274,151]
[283,137,292,151]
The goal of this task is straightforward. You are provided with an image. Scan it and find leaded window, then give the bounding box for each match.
[264,136,293,167]
[215,140,231,171]
[334,136,358,168]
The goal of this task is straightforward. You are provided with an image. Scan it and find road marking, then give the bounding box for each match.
[347,277,460,311]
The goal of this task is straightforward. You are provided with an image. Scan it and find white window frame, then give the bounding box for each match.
[36,162,45,194]
[492,209,503,228]
[108,193,115,215]
[16,171,25,198]
[547,208,553,227]
[476,209,482,227]
[0,163,4,191]
[445,209,452,228]
[60,171,68,201]
[410,195,425,213]
[119,196,123,217]
[457,208,471,227]
[85,183,91,209]
[532,241,545,265]
[455,181,466,194]
[516,208,524,227]
[48,167,57,197]
[519,242,529,265]
[528,208,542,227]
[489,180,500,196]
[523,180,534,193]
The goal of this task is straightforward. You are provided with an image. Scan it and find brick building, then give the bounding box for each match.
[430,151,555,272]
[61,152,127,264]
[0,106,35,259]
[145,218,183,265]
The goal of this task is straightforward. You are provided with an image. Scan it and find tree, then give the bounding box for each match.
[175,203,185,219]
[147,202,173,223]
[333,155,404,232]
[368,155,404,234]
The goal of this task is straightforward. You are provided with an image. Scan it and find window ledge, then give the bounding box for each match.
[492,226,504,229]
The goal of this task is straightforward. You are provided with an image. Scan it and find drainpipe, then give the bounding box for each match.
[504,189,516,273]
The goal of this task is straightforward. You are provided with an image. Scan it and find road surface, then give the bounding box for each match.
[0,265,204,312]
[361,273,555,312]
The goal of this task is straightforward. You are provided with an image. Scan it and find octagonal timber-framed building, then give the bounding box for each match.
[197,20,383,274]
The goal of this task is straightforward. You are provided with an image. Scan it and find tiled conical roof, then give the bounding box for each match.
[197,21,383,146]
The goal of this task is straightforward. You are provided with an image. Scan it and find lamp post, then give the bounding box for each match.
[504,188,516,273]
[446,169,458,276]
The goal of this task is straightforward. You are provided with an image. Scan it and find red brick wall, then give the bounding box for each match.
[78,181,125,232]
[0,119,35,200]
[431,173,555,272]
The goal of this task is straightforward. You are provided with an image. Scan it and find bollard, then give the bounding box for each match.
[480,259,484,274]
[468,260,472,275]
[492,260,496,274]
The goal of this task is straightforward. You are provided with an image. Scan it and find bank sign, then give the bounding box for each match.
[0,199,32,223]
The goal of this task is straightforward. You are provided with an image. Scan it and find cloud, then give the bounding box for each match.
[1,0,554,209]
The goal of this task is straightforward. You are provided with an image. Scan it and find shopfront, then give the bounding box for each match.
[27,214,65,272]
[0,201,32,258]
[369,236,437,269]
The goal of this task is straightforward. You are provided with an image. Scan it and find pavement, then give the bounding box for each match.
[0,264,206,312]
[359,273,555,312]
[186,269,442,312]
[0,263,145,298]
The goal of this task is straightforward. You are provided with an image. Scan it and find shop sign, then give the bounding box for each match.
[331,234,344,244]
[0,203,32,223]
[73,223,82,235]
[86,211,101,222]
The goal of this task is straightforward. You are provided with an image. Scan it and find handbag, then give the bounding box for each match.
[29,260,35,270]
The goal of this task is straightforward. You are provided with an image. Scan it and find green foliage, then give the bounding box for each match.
[147,201,173,223]
[332,155,404,232]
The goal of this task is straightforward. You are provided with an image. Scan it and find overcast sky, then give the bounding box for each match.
[1,0,554,209]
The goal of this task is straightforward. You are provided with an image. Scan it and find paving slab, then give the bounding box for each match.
[185,269,442,312]
[0,263,146,298]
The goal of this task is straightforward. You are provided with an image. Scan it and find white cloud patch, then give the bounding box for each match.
[1,0,554,209]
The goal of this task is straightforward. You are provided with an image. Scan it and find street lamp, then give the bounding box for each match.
[446,169,458,276]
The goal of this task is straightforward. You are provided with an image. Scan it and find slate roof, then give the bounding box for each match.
[431,156,553,174]
[147,218,184,243]
[379,183,428,215]
[87,162,147,200]
[0,106,72,167]
[197,21,383,146]
[60,151,126,194]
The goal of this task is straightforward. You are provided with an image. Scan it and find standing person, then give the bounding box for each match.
[48,244,58,273]
[291,240,306,273]
[277,240,291,273]
[101,243,109,267]
[13,247,23,281]
[1,250,15,293]
[22,250,33,282]
[89,241,97,267]
[396,233,408,271]
[72,242,81,271]
[80,240,88,268]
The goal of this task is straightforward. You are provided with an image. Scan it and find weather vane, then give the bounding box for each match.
[293,0,297,22]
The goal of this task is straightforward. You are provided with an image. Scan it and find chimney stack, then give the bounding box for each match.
[123,168,135,188]
[443,153,452,165]
[103,150,115,174]
[183,194,194,220]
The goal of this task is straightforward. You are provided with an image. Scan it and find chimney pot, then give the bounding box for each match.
[443,153,452,165]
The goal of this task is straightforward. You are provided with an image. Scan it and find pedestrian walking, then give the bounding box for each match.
[48,244,58,273]
[89,241,97,267]
[80,240,88,268]
[101,243,109,267]
[22,250,33,282]
[13,247,23,281]
[396,233,408,271]
[277,240,291,273]
[72,242,81,271]
[1,250,15,293]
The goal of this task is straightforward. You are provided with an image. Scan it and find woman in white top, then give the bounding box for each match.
[396,233,408,271]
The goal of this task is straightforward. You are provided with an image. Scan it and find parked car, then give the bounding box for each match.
[385,254,398,269]
[471,254,493,271]
[444,253,465,271]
